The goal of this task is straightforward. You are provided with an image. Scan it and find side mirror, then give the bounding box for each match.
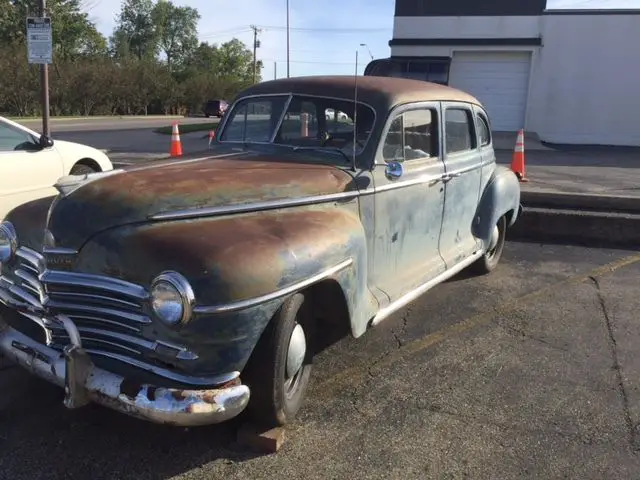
[385,160,404,180]
[39,135,54,148]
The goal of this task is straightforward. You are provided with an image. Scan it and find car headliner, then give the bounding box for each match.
[234,75,484,113]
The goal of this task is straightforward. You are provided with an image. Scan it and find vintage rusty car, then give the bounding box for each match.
[0,75,521,428]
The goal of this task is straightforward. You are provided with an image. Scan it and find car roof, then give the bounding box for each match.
[234,75,483,112]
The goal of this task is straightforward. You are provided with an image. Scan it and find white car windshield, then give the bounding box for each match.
[218,94,376,158]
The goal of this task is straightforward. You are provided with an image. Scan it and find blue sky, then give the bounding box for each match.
[84,0,638,79]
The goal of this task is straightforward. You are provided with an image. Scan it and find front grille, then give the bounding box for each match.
[0,247,166,365]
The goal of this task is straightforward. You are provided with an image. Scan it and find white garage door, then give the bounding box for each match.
[448,51,532,132]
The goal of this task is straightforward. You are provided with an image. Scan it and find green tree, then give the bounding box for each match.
[214,38,262,84]
[0,0,107,59]
[111,0,158,60]
[151,0,200,71]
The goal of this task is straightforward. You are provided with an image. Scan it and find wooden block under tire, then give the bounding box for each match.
[236,422,286,453]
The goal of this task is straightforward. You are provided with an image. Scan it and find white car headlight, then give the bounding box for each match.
[0,221,18,263]
[150,272,195,326]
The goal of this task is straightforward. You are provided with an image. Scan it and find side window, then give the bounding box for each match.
[381,107,439,162]
[445,108,476,155]
[403,108,438,160]
[0,123,35,152]
[476,112,491,147]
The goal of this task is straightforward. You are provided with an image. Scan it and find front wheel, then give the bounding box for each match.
[70,163,98,176]
[471,215,507,275]
[242,292,316,427]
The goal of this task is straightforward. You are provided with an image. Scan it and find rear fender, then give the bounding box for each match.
[472,165,521,248]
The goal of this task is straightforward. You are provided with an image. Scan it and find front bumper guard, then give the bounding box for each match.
[0,313,250,427]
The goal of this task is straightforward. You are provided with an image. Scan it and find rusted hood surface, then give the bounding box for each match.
[47,154,358,249]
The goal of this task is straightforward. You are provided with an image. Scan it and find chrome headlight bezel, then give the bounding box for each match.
[150,271,195,327]
[0,221,18,264]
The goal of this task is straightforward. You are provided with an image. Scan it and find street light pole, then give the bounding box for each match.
[286,0,290,78]
[40,0,50,137]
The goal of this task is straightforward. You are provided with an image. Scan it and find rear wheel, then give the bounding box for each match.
[70,163,98,176]
[471,215,507,275]
[242,292,316,427]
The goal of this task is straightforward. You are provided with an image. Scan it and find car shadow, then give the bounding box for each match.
[0,370,270,479]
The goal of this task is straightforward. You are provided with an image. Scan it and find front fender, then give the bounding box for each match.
[75,202,374,373]
[473,165,521,247]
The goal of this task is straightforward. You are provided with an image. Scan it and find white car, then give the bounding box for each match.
[0,116,113,219]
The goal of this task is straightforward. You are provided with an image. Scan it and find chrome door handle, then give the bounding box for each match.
[441,172,461,182]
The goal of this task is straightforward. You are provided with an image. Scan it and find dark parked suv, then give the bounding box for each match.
[203,99,229,118]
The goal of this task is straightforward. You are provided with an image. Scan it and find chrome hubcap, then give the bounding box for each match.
[286,323,306,380]
[488,224,500,253]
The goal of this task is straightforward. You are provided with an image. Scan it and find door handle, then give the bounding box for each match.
[441,172,461,182]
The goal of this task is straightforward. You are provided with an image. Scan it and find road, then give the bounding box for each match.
[2,240,640,479]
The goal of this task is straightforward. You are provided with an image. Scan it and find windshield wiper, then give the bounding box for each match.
[290,146,352,164]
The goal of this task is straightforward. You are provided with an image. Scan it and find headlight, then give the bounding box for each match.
[0,221,18,263]
[150,271,195,326]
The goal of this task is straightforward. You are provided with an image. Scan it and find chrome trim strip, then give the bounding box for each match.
[43,247,78,255]
[17,247,45,273]
[59,314,141,333]
[85,349,239,386]
[50,326,156,351]
[150,190,360,221]
[371,250,484,327]
[374,173,443,193]
[41,270,149,300]
[194,257,353,314]
[15,269,45,297]
[48,291,141,310]
[44,301,151,325]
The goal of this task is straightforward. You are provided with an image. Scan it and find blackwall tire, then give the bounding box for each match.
[242,292,315,427]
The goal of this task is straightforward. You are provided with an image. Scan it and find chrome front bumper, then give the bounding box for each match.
[0,313,251,427]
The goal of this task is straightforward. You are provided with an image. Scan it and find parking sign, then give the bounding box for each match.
[26,17,53,64]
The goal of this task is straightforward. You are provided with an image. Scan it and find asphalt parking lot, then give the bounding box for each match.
[1,239,640,479]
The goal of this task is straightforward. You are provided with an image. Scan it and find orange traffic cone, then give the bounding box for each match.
[170,122,183,157]
[510,129,528,182]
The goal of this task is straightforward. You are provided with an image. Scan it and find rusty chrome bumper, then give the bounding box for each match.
[0,314,250,427]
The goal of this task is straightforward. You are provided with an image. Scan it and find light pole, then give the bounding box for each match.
[286,0,290,77]
[360,43,374,61]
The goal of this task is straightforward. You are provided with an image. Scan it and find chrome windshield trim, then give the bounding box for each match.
[194,258,353,315]
[270,94,293,143]
[149,190,360,221]
[85,349,239,386]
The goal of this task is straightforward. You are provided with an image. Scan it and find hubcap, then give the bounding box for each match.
[488,224,500,253]
[286,323,306,380]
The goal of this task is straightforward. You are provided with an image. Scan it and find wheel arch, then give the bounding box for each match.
[72,157,102,173]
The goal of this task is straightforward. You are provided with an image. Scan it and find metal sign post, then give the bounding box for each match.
[26,12,52,137]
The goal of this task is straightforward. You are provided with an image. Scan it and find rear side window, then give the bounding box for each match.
[445,108,476,154]
[477,112,491,147]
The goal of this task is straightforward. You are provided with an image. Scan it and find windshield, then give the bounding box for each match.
[218,94,376,159]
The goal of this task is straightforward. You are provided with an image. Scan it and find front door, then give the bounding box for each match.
[438,102,484,268]
[369,102,447,303]
[0,121,63,219]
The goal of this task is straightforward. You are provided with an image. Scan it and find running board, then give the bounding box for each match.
[370,250,484,327]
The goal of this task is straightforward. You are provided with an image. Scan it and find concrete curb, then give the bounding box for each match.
[521,190,640,214]
[510,206,640,249]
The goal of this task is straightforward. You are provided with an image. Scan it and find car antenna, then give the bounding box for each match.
[351,49,358,172]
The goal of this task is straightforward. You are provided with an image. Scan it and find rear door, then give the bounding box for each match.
[0,121,63,219]
[438,102,483,268]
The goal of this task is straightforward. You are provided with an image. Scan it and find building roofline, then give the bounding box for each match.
[543,8,640,15]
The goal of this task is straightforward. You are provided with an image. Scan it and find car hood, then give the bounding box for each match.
[46,152,359,250]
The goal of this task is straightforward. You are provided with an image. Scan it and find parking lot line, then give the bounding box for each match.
[316,252,640,398]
